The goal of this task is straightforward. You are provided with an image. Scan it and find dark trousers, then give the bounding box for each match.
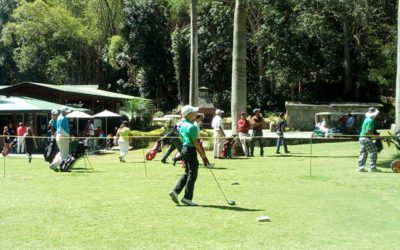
[161,139,182,161]
[276,132,288,153]
[25,138,34,157]
[172,146,199,200]
[251,130,264,156]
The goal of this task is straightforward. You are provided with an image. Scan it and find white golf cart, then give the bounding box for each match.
[313,112,366,137]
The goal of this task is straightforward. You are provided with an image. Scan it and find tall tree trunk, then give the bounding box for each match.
[257,46,267,101]
[396,0,400,131]
[343,18,353,98]
[189,0,198,106]
[231,0,247,134]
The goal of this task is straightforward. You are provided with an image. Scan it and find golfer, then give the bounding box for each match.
[357,107,381,172]
[169,105,207,206]
[50,106,71,171]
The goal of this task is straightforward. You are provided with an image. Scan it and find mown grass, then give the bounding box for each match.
[1,140,400,249]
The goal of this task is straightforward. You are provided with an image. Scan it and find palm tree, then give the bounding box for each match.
[189,0,198,106]
[231,0,247,133]
[396,0,400,132]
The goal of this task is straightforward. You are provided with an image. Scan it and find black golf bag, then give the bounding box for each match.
[43,138,58,163]
[160,125,180,147]
[59,141,86,172]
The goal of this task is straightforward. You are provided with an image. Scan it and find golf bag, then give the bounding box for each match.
[231,136,245,157]
[374,130,383,153]
[43,138,58,163]
[2,138,16,156]
[385,132,400,150]
[59,154,76,172]
[146,140,162,161]
[160,125,180,146]
[59,141,86,172]
[221,139,233,159]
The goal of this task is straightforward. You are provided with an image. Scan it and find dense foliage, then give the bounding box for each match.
[0,0,397,113]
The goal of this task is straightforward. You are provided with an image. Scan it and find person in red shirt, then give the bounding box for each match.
[237,111,251,156]
[17,122,27,154]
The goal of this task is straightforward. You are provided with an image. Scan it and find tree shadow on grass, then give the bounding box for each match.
[268,154,355,159]
[377,157,400,171]
[197,204,264,212]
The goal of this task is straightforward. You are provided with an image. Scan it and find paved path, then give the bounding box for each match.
[224,130,313,139]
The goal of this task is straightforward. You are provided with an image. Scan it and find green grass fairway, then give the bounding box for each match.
[1,141,400,249]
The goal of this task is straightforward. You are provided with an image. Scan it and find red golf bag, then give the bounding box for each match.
[146,140,162,161]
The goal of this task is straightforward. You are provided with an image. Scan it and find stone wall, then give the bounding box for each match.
[285,102,383,131]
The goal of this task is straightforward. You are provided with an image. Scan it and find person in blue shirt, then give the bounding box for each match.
[50,106,71,171]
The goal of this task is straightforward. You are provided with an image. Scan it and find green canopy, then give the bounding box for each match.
[0,96,88,112]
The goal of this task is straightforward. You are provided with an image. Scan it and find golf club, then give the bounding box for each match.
[208,167,236,206]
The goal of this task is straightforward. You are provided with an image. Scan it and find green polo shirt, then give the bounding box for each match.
[360,117,374,136]
[179,118,198,147]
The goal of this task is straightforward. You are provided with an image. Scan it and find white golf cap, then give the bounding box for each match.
[181,105,199,117]
[365,107,379,117]
[51,109,59,115]
[215,109,224,115]
[61,106,71,113]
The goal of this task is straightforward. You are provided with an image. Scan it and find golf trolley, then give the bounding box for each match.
[384,132,400,172]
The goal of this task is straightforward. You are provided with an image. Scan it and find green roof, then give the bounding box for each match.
[21,82,147,100]
[0,96,88,112]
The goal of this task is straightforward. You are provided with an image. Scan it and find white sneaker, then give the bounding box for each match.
[169,191,179,205]
[49,163,59,172]
[181,198,197,206]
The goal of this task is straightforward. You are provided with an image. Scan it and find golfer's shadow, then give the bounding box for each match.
[198,204,264,212]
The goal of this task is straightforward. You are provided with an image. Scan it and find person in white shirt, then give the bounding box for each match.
[211,109,225,158]
[345,113,355,133]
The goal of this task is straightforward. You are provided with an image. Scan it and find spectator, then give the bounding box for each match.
[318,118,329,138]
[50,106,71,171]
[237,111,251,156]
[116,120,131,163]
[357,107,381,172]
[250,108,264,157]
[95,127,105,137]
[2,126,11,156]
[106,133,114,150]
[24,127,37,163]
[211,109,225,159]
[16,122,27,154]
[85,120,95,137]
[345,113,355,133]
[48,109,60,136]
[276,112,290,154]
[8,123,16,138]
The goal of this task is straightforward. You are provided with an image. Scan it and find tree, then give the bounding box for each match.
[189,0,199,106]
[0,0,18,85]
[1,0,90,84]
[396,0,400,131]
[230,0,246,133]
[122,0,177,111]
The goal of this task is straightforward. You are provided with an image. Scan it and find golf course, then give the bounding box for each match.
[1,139,400,249]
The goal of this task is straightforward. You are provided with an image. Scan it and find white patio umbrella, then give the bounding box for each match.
[66,111,94,135]
[93,109,121,135]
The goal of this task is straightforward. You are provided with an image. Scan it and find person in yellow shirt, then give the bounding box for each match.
[116,120,131,162]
